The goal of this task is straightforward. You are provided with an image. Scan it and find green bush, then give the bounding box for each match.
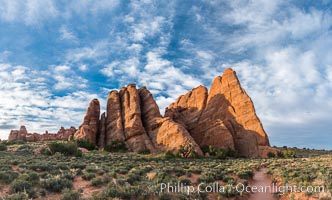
[201,145,210,155]
[42,177,73,192]
[3,193,29,200]
[138,149,150,154]
[176,143,200,158]
[279,149,296,158]
[215,150,226,159]
[267,152,276,158]
[47,142,82,157]
[61,188,81,200]
[18,171,40,185]
[76,139,96,151]
[5,140,26,145]
[0,171,19,184]
[0,144,7,151]
[82,172,96,180]
[90,177,103,186]
[40,147,52,155]
[104,140,127,152]
[225,148,237,158]
[237,170,253,179]
[10,179,35,197]
[164,151,176,159]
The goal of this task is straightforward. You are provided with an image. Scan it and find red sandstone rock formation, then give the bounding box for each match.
[75,85,202,155]
[7,126,76,142]
[166,68,271,157]
[74,99,100,143]
[74,68,272,157]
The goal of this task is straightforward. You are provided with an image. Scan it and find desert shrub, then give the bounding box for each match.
[187,166,202,174]
[215,150,227,159]
[82,172,95,180]
[40,147,52,155]
[5,140,26,145]
[176,143,200,158]
[76,139,96,151]
[28,163,54,172]
[159,193,172,200]
[209,145,217,156]
[70,162,86,170]
[3,193,29,200]
[42,177,73,192]
[17,145,32,151]
[138,149,151,154]
[90,177,103,186]
[279,149,296,158]
[225,148,237,157]
[125,171,141,184]
[237,170,254,179]
[267,152,276,158]
[10,179,35,197]
[61,189,81,200]
[116,167,129,175]
[18,171,40,185]
[104,140,127,152]
[179,178,191,185]
[47,142,82,157]
[198,173,215,183]
[85,165,99,173]
[61,171,75,180]
[220,184,238,197]
[164,151,176,159]
[0,171,19,184]
[102,182,144,199]
[201,145,210,155]
[0,144,7,151]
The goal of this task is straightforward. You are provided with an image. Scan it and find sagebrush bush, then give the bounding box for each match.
[176,143,200,158]
[40,147,52,155]
[82,172,96,180]
[164,151,176,159]
[10,179,35,197]
[5,140,26,145]
[0,144,7,151]
[0,171,19,184]
[61,188,81,200]
[90,177,103,186]
[42,177,73,192]
[76,139,96,151]
[47,142,82,157]
[104,140,127,152]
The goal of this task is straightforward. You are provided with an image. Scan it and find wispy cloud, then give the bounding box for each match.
[0,1,331,148]
[0,63,101,139]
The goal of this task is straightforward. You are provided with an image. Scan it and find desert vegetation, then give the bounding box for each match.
[0,141,331,200]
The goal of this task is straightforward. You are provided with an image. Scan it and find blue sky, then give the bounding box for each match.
[0,0,331,149]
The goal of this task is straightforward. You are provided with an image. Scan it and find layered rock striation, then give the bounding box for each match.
[74,68,273,157]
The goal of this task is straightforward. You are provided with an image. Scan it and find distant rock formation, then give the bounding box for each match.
[74,68,273,157]
[8,126,76,142]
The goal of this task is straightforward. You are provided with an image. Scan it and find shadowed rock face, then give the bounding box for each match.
[74,68,272,157]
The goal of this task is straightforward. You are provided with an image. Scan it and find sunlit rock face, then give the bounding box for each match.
[74,68,272,157]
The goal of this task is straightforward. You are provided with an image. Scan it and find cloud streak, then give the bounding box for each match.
[0,1,331,149]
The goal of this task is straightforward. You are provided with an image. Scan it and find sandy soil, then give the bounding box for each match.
[248,168,277,200]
